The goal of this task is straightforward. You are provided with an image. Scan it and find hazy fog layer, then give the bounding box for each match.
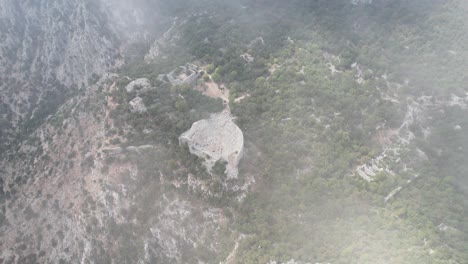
[0,1,467,263]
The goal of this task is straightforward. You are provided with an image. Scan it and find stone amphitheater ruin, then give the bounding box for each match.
[179,111,244,178]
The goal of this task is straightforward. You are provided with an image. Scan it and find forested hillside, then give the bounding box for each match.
[116,1,468,262]
[0,0,466,263]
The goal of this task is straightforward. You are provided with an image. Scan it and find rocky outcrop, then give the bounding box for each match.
[180,111,244,178]
[129,96,147,113]
[125,78,152,93]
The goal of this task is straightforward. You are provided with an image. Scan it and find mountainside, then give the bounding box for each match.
[0,73,240,263]
[0,0,170,152]
[1,1,467,263]
[0,0,122,150]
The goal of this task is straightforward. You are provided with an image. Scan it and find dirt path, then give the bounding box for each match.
[196,73,231,111]
[222,235,245,264]
[199,81,229,103]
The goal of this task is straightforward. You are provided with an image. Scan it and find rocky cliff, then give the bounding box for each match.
[0,0,170,152]
[0,0,123,152]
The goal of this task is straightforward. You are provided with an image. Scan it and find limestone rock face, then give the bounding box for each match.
[0,0,120,150]
[144,17,183,63]
[179,112,244,178]
[0,0,167,151]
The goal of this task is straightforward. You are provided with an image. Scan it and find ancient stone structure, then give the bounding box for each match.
[163,63,201,86]
[179,111,244,178]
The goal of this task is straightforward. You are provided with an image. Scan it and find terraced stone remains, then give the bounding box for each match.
[179,111,244,178]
